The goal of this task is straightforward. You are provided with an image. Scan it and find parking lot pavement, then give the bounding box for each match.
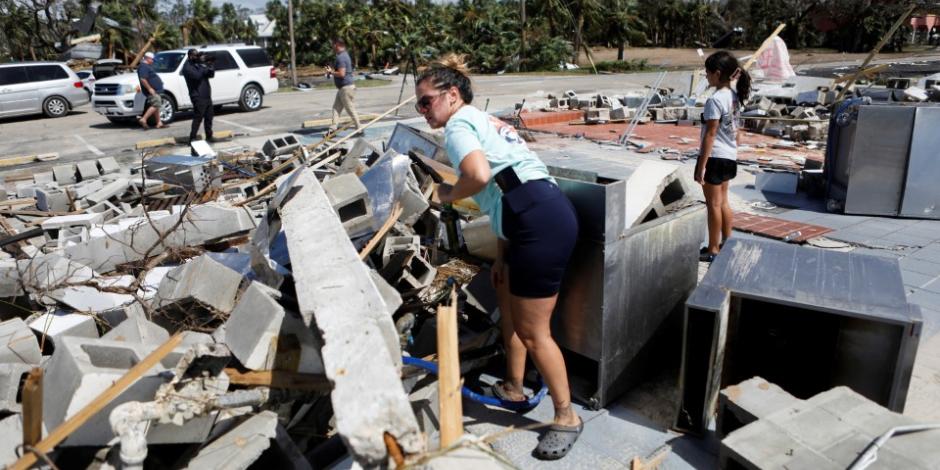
[0,71,693,173]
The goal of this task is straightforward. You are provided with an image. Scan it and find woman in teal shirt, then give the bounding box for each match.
[416,54,582,460]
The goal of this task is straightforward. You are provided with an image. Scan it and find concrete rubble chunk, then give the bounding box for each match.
[52,164,77,184]
[0,318,42,365]
[280,169,423,465]
[721,386,940,469]
[623,161,692,227]
[718,376,799,438]
[76,160,100,181]
[97,157,121,175]
[0,363,34,413]
[144,155,222,193]
[382,235,420,266]
[64,202,257,273]
[28,311,99,345]
[398,171,430,226]
[321,173,375,237]
[102,311,170,345]
[398,251,437,292]
[18,254,134,311]
[0,415,24,467]
[0,260,23,298]
[43,335,213,446]
[84,177,130,205]
[67,178,103,200]
[185,411,311,470]
[369,269,402,315]
[153,254,243,318]
[261,135,301,159]
[33,172,54,185]
[223,281,324,373]
[35,185,70,212]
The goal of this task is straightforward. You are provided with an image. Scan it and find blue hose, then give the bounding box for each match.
[402,355,548,412]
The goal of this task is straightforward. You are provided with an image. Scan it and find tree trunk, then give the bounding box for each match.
[572,13,584,64]
[618,42,624,60]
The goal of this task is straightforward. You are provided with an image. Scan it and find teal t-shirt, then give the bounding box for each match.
[444,105,554,239]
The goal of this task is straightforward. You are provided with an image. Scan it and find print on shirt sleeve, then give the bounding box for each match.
[488,115,530,148]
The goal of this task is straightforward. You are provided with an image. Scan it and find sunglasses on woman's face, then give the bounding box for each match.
[415,92,445,113]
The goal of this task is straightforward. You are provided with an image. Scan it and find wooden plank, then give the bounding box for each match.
[742,24,786,71]
[437,288,463,448]
[0,153,58,168]
[135,130,235,150]
[833,64,889,84]
[0,198,36,209]
[359,204,403,260]
[302,113,379,128]
[630,444,670,470]
[135,137,175,150]
[9,333,184,470]
[224,368,331,391]
[835,3,917,101]
[22,368,43,447]
[383,432,405,468]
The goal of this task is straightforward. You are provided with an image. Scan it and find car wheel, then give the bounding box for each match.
[43,96,69,118]
[159,93,176,124]
[239,84,263,112]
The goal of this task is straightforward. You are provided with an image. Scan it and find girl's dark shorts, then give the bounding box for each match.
[704,158,737,185]
[501,179,579,298]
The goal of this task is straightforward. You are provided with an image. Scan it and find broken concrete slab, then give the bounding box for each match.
[369,269,402,316]
[280,168,422,464]
[0,318,42,365]
[185,411,311,470]
[321,173,375,237]
[623,160,693,227]
[717,376,799,438]
[67,178,104,200]
[84,177,130,205]
[224,281,323,373]
[721,386,940,469]
[0,414,24,467]
[64,202,257,273]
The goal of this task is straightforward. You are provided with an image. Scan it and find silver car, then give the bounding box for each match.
[0,62,90,119]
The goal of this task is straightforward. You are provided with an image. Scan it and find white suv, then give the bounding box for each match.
[92,44,278,124]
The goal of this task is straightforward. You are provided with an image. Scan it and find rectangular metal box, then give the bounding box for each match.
[676,238,922,434]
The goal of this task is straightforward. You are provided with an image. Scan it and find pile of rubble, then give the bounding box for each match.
[542,89,705,125]
[0,126,504,468]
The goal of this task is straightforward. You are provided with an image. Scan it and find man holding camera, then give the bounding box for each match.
[183,49,215,148]
[325,39,360,132]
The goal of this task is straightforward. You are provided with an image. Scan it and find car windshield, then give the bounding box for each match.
[153,52,185,73]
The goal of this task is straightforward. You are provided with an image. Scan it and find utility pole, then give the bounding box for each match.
[520,0,526,70]
[288,0,297,87]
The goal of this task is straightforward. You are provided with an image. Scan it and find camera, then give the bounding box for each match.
[191,52,215,65]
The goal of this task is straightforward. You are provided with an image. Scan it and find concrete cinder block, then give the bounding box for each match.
[15,181,37,199]
[28,311,99,345]
[102,312,169,345]
[224,281,323,373]
[35,185,70,212]
[0,363,34,413]
[321,173,375,237]
[43,336,211,446]
[97,157,121,175]
[52,164,77,184]
[41,213,105,233]
[153,255,243,314]
[67,179,104,200]
[33,172,54,185]
[398,172,429,226]
[0,318,41,365]
[261,135,301,159]
[585,107,611,123]
[18,254,134,311]
[76,160,100,181]
[143,155,222,193]
[280,169,422,465]
[382,236,420,267]
[398,252,436,292]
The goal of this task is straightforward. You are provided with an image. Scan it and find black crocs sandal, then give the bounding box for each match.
[534,419,583,460]
[699,247,717,262]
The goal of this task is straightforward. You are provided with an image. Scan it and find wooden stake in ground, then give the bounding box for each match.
[834,3,918,101]
[22,368,43,447]
[9,333,184,470]
[437,288,463,448]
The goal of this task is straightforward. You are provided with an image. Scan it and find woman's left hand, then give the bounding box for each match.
[694,165,706,185]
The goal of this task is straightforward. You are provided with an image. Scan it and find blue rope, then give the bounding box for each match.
[402,355,547,412]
